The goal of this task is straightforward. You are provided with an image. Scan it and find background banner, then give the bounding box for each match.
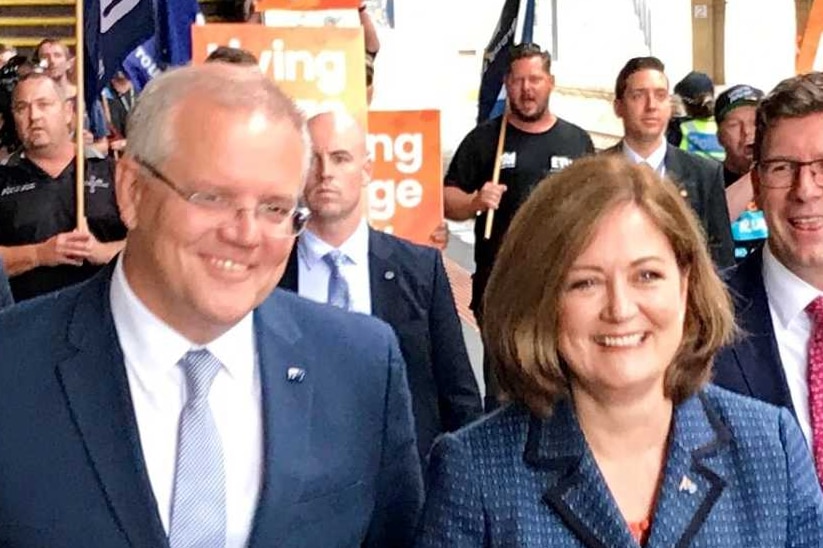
[367,110,443,246]
[192,24,367,124]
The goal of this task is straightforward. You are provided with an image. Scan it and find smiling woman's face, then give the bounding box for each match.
[557,202,688,401]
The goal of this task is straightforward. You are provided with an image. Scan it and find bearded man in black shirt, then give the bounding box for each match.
[444,43,594,409]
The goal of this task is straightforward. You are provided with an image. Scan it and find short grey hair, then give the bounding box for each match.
[12,71,67,103]
[126,63,312,185]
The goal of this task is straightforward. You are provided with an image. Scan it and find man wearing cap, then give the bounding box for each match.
[716,84,768,261]
[667,71,725,161]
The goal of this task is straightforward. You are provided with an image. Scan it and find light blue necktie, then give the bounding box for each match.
[323,250,351,310]
[168,349,226,548]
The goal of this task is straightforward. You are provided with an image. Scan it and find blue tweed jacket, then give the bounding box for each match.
[416,385,823,547]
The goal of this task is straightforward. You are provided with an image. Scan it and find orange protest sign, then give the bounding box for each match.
[255,0,359,10]
[192,25,367,123]
[367,110,443,246]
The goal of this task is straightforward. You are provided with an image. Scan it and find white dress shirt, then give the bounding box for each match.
[297,219,372,315]
[622,139,668,176]
[762,244,823,447]
[109,257,262,548]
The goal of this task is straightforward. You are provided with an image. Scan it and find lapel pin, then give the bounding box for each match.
[287,367,306,383]
[678,475,698,494]
[384,270,396,281]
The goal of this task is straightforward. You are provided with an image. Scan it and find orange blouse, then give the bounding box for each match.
[628,517,651,546]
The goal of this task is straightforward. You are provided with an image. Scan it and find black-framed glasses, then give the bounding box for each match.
[136,157,310,238]
[757,158,823,189]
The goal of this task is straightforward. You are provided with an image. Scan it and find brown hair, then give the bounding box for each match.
[614,56,666,100]
[754,72,823,163]
[482,155,735,417]
[507,43,551,75]
[33,38,70,64]
[204,46,259,66]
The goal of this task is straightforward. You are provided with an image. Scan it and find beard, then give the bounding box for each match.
[509,98,548,123]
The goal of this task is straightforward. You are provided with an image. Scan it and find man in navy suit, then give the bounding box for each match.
[279,110,483,462]
[714,73,823,454]
[0,64,422,547]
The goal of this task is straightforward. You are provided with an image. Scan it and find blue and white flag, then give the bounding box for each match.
[84,0,155,109]
[121,0,201,92]
[477,0,536,122]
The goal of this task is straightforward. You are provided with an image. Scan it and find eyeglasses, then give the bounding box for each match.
[136,157,310,238]
[757,158,823,189]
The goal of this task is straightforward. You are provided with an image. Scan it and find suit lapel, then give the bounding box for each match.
[662,146,693,199]
[55,269,168,548]
[525,401,637,548]
[726,250,795,412]
[247,291,315,547]
[368,229,404,326]
[646,393,731,548]
[279,243,299,292]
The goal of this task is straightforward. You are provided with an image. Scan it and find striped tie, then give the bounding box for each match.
[168,349,226,548]
[323,250,351,310]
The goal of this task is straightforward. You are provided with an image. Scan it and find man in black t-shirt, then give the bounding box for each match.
[0,72,126,301]
[444,43,594,408]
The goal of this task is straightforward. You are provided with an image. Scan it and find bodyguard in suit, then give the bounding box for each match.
[0,64,423,547]
[605,56,734,268]
[280,110,483,462]
[714,73,823,475]
[417,155,823,547]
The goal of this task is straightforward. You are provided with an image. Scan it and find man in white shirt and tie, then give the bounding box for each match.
[715,73,823,483]
[279,110,483,463]
[0,63,422,547]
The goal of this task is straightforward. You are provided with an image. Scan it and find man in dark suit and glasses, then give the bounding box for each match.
[715,73,823,467]
[279,109,483,463]
[0,64,422,547]
[605,56,734,268]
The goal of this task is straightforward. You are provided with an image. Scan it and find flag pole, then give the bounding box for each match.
[74,0,87,232]
[483,102,508,240]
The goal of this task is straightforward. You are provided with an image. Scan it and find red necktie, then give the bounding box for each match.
[805,296,823,483]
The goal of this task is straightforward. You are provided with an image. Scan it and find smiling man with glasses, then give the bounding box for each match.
[0,63,423,547]
[715,72,823,482]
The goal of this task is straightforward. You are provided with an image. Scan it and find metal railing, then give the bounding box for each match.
[633,0,652,50]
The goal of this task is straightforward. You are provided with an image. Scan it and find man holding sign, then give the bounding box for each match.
[280,109,483,462]
[444,43,593,408]
[0,72,125,301]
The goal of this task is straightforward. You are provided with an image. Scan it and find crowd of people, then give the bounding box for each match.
[0,14,822,548]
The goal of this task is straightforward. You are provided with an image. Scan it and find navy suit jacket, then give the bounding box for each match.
[416,385,823,547]
[0,258,12,310]
[280,228,483,461]
[605,142,735,268]
[0,267,423,547]
[713,248,796,413]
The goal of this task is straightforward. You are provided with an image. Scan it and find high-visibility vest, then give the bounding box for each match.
[679,118,726,161]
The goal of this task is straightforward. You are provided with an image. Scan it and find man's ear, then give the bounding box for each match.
[613,98,625,119]
[115,155,143,230]
[362,157,373,187]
